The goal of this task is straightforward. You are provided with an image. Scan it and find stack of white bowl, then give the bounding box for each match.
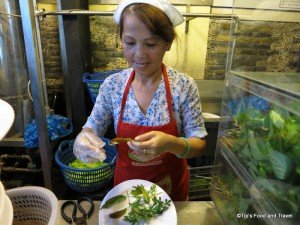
[0,99,15,224]
[0,181,13,225]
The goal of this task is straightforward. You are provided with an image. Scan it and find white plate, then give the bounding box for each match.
[0,99,15,141]
[99,179,177,225]
[1,195,13,225]
[0,181,5,220]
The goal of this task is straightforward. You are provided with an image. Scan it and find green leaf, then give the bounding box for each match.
[246,161,259,178]
[100,194,126,209]
[239,197,251,212]
[124,184,171,224]
[270,110,285,129]
[284,120,300,145]
[258,167,267,178]
[130,185,144,196]
[296,164,300,175]
[292,144,300,162]
[235,112,248,125]
[248,130,266,161]
[141,185,151,203]
[241,143,251,158]
[269,150,294,180]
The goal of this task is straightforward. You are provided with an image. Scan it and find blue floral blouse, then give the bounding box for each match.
[83,66,207,139]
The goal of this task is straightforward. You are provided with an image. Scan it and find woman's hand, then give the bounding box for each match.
[127,131,174,156]
[127,131,206,159]
[73,129,107,163]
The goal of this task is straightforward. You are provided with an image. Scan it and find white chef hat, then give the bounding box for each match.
[113,0,184,27]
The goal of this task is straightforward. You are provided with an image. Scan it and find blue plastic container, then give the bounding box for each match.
[82,70,121,104]
[55,139,117,192]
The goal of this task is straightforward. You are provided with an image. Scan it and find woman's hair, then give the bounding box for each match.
[119,3,176,44]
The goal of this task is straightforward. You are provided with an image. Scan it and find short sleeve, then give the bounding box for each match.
[83,79,114,136]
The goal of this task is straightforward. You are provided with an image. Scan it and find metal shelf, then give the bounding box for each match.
[0,138,25,148]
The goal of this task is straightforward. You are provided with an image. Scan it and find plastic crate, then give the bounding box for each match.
[6,186,59,225]
[188,165,213,200]
[82,70,121,103]
[55,139,117,193]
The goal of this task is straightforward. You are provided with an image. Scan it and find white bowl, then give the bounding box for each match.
[1,195,13,225]
[0,99,15,141]
[0,182,13,225]
[0,181,5,219]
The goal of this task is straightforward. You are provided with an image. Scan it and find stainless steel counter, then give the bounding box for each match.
[58,201,223,225]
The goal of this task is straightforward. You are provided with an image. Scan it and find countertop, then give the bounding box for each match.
[58,200,223,225]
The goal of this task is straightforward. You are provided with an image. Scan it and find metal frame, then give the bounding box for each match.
[36,9,237,19]
[19,0,53,189]
[17,2,239,191]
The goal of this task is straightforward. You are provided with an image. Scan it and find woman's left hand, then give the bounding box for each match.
[127,131,173,155]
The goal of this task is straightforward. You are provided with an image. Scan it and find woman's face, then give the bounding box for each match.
[121,13,171,77]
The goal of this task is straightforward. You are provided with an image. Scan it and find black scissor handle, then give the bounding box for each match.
[61,200,77,224]
[77,197,95,218]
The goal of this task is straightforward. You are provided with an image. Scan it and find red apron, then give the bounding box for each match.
[114,64,189,201]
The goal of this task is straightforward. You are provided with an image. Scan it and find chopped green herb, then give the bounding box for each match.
[69,159,107,169]
[123,184,171,225]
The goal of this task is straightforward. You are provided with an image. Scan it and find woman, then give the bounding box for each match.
[74,0,207,201]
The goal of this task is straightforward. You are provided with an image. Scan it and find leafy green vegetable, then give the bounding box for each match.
[100,194,126,209]
[123,184,171,225]
[296,165,300,175]
[248,130,266,161]
[69,159,107,169]
[269,150,294,180]
[219,106,300,223]
[270,110,285,129]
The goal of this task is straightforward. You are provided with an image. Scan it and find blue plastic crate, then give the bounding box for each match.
[55,139,117,192]
[82,70,121,104]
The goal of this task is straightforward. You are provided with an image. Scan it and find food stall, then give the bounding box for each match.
[0,0,299,225]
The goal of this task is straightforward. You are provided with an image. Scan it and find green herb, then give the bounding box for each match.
[269,150,294,180]
[270,110,285,129]
[69,159,107,169]
[123,184,171,225]
[223,107,300,220]
[100,194,126,209]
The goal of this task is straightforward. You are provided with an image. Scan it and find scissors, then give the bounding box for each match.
[61,197,94,225]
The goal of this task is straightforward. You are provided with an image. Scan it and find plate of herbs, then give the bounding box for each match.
[99,179,176,225]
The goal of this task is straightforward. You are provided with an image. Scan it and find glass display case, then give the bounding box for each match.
[211,1,300,225]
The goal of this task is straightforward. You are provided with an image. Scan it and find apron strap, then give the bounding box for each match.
[161,64,175,122]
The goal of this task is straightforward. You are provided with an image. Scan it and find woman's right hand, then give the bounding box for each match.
[73,130,107,163]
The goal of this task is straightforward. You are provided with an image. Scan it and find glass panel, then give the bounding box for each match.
[212,1,300,225]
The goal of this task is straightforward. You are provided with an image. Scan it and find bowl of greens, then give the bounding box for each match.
[55,139,117,192]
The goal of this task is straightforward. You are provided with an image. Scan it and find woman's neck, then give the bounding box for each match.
[133,71,162,88]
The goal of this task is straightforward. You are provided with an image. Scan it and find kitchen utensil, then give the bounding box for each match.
[55,139,117,192]
[108,137,133,145]
[6,186,59,225]
[109,138,164,163]
[61,197,94,225]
